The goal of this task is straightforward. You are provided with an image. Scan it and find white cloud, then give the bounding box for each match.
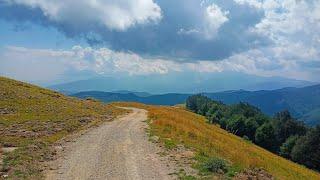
[177,3,229,39]
[1,44,319,83]
[203,3,229,39]
[4,0,162,31]
[0,46,183,83]
[230,0,320,81]
[0,46,72,83]
[234,0,263,8]
[234,0,320,43]
[216,43,320,81]
[177,28,200,35]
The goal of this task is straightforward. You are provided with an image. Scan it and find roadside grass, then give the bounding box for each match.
[113,102,320,180]
[163,138,177,149]
[176,169,197,180]
[0,77,128,178]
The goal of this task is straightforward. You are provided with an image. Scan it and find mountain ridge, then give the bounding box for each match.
[72,84,320,125]
[49,72,315,94]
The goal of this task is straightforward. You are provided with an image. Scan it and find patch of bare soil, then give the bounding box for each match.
[234,168,274,180]
[149,135,198,178]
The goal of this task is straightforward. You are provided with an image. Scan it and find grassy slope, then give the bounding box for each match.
[0,77,127,179]
[114,102,320,180]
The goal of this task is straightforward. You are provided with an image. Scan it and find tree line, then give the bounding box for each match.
[186,94,320,171]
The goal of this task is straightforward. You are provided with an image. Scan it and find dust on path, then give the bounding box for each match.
[46,108,175,180]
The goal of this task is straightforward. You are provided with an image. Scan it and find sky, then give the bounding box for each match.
[0,0,320,86]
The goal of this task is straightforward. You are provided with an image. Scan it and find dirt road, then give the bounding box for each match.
[46,108,174,180]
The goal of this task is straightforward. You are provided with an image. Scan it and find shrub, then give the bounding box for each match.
[255,122,277,152]
[291,126,320,171]
[203,157,228,173]
[279,135,299,158]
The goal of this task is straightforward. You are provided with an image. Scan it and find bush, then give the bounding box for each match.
[255,122,277,152]
[203,157,228,173]
[279,135,299,158]
[291,126,320,171]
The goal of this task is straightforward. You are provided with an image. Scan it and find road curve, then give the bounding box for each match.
[46,108,174,180]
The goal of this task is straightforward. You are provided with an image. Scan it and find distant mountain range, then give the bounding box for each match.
[73,91,189,106]
[49,72,314,94]
[110,90,151,97]
[72,84,320,126]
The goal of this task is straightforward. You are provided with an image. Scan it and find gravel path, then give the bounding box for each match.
[46,108,174,180]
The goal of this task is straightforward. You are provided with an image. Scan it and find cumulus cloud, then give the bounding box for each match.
[0,0,264,60]
[0,1,319,83]
[203,3,229,39]
[219,44,320,81]
[231,0,320,80]
[3,0,162,31]
[0,46,183,83]
[178,3,229,39]
[1,45,319,83]
[234,0,320,44]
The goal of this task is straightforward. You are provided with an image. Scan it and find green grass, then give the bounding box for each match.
[0,76,127,179]
[163,138,177,149]
[114,102,320,180]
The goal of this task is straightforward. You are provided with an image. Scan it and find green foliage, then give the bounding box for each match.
[228,102,261,118]
[291,126,320,171]
[279,135,299,158]
[176,169,196,180]
[255,122,277,151]
[164,138,176,149]
[186,94,319,171]
[226,115,247,136]
[121,102,320,179]
[186,95,267,143]
[244,118,259,140]
[202,157,228,173]
[273,110,307,147]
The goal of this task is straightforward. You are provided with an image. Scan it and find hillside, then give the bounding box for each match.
[73,84,320,125]
[1,76,319,179]
[114,102,320,180]
[0,77,127,179]
[301,108,320,125]
[205,85,320,125]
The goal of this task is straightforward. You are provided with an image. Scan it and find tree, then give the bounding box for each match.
[291,126,320,171]
[273,110,307,148]
[255,122,277,151]
[279,135,299,158]
[244,117,259,140]
[226,115,246,136]
[186,95,198,112]
[228,102,261,118]
[206,105,224,124]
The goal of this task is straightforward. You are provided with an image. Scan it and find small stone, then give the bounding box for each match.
[150,136,160,143]
[50,167,57,170]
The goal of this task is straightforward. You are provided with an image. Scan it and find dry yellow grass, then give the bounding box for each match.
[114,102,320,180]
[0,76,128,178]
